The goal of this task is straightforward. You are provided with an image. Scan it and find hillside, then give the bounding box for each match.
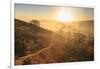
[15,19,54,59]
[15,19,94,65]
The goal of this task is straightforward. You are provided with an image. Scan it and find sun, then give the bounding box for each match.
[57,7,74,22]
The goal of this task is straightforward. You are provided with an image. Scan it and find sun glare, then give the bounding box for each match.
[57,7,74,22]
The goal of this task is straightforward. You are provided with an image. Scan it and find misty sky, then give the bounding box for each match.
[15,3,94,22]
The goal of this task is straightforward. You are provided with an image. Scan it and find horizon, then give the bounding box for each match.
[15,18,94,23]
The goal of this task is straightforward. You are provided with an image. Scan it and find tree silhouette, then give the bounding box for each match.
[30,20,40,26]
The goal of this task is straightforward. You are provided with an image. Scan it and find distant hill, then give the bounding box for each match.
[40,20,94,38]
[40,20,94,32]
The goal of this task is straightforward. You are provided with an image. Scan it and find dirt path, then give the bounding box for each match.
[15,33,64,65]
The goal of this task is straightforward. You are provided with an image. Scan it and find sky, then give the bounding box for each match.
[15,3,94,22]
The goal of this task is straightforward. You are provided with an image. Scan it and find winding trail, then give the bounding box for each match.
[15,33,65,65]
